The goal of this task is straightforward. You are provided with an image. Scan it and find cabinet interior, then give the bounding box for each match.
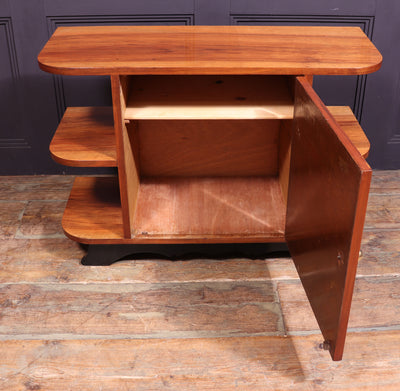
[119,75,295,241]
[56,75,368,243]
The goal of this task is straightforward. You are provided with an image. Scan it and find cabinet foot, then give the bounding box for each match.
[80,243,289,266]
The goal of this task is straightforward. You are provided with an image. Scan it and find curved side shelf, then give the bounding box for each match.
[62,176,124,243]
[50,107,117,167]
[327,106,370,159]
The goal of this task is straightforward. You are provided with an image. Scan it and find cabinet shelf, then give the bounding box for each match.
[328,106,370,158]
[49,105,369,169]
[50,107,117,167]
[125,75,294,120]
[62,176,124,242]
[63,176,286,244]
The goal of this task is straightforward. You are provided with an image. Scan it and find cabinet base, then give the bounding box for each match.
[80,243,290,266]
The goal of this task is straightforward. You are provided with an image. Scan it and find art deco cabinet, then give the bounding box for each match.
[38,26,382,360]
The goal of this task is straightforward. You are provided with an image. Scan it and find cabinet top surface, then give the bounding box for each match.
[38,26,382,76]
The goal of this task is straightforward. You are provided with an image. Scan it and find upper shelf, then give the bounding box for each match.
[125,76,293,120]
[50,106,117,167]
[38,26,382,76]
[48,105,369,168]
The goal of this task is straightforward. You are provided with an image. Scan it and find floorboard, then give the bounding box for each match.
[0,170,399,390]
[1,332,400,391]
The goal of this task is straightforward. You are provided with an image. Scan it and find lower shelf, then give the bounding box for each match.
[62,176,125,242]
[62,176,286,244]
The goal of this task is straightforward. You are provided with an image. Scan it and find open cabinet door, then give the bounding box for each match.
[286,77,372,361]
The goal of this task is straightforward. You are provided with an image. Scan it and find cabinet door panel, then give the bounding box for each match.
[286,76,371,360]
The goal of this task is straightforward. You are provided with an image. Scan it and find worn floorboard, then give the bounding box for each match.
[0,332,400,391]
[0,170,399,390]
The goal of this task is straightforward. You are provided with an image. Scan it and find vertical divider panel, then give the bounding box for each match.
[111,75,140,238]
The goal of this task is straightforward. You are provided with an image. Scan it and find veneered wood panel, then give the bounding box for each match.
[138,119,279,177]
[62,176,124,242]
[328,106,370,158]
[62,176,286,244]
[133,176,286,241]
[111,75,139,238]
[37,26,382,76]
[50,106,117,167]
[125,75,293,119]
[279,105,370,203]
[285,77,372,360]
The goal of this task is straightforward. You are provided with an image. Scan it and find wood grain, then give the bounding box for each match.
[50,107,117,167]
[1,331,400,390]
[38,26,382,76]
[35,23,385,368]
[286,77,372,360]
[365,193,400,229]
[1,172,395,284]
[62,176,286,244]
[125,75,293,119]
[62,176,125,242]
[18,201,66,238]
[370,169,400,194]
[0,201,26,239]
[0,238,296,284]
[0,230,398,285]
[0,172,398,385]
[0,282,280,337]
[1,230,397,284]
[44,112,368,177]
[0,176,73,201]
[111,75,139,238]
[133,176,286,242]
[278,276,400,332]
[327,106,370,158]
[357,230,400,277]
[48,108,369,174]
[278,106,369,204]
[137,120,280,177]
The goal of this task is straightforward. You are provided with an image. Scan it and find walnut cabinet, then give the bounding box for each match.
[38,26,382,360]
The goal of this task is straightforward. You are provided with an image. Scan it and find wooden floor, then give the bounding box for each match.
[0,170,399,390]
